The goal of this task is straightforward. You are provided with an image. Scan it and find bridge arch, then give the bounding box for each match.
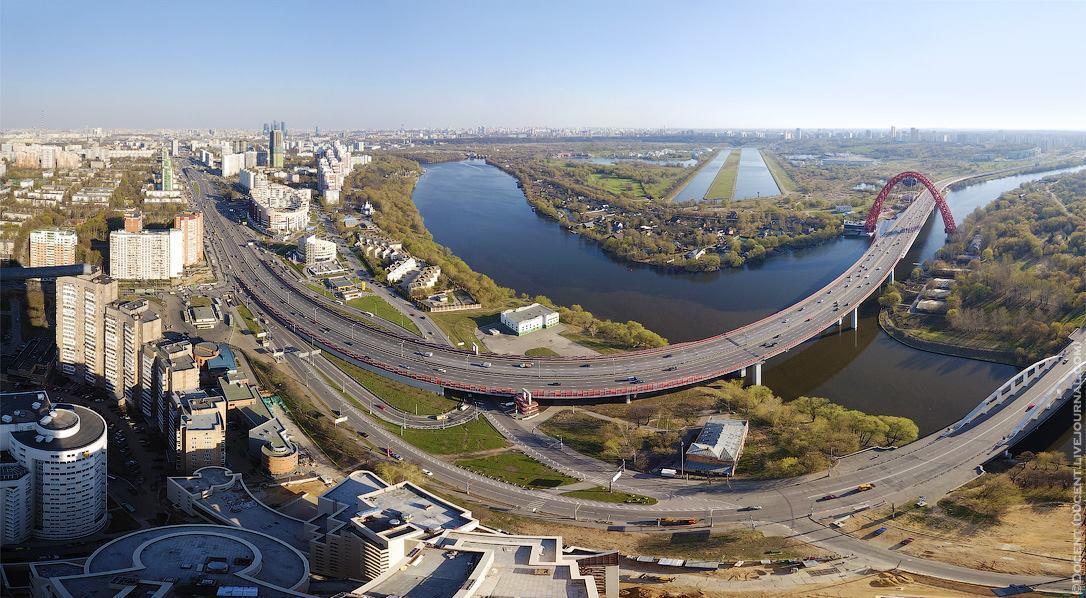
[864,171,956,235]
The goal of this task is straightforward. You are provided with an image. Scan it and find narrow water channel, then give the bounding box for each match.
[412,159,1077,440]
[672,149,731,202]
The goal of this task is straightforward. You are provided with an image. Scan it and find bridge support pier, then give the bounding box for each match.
[851,308,859,330]
[753,362,762,386]
[625,395,631,404]
[889,268,895,284]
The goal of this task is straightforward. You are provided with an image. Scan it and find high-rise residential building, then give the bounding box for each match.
[159,147,174,191]
[221,152,244,177]
[269,129,284,168]
[55,271,118,386]
[103,300,162,408]
[140,339,199,430]
[108,229,183,280]
[166,390,227,473]
[28,228,77,267]
[173,211,204,267]
[1,391,108,543]
[123,208,143,233]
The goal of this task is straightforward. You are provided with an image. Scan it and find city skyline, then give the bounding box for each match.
[3,1,1085,131]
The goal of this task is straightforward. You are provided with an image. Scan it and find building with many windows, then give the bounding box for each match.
[500,303,560,335]
[173,210,204,267]
[297,234,336,265]
[166,390,226,474]
[0,391,108,543]
[55,271,118,386]
[28,228,77,268]
[247,170,310,235]
[108,229,183,280]
[140,338,200,432]
[269,129,284,168]
[102,299,162,408]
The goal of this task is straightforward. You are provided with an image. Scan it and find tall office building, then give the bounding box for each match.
[173,211,205,267]
[28,228,77,267]
[160,147,174,191]
[103,300,162,408]
[55,271,118,386]
[263,122,270,134]
[280,121,287,135]
[1,391,108,543]
[108,230,183,280]
[269,129,284,168]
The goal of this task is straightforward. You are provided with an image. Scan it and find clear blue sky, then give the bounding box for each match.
[3,0,1084,131]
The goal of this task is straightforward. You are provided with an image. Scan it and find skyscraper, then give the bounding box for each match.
[263,122,270,134]
[280,121,287,135]
[269,129,284,168]
[160,147,174,191]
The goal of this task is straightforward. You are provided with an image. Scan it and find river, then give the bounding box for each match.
[411,159,1076,439]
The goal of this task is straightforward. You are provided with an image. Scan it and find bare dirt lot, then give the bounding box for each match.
[840,503,1073,576]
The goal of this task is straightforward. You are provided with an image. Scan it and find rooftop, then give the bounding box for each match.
[501,303,557,325]
[686,417,748,467]
[33,524,310,598]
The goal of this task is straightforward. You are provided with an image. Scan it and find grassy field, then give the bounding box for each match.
[560,486,657,505]
[455,451,577,488]
[428,302,515,350]
[586,173,647,197]
[347,295,421,335]
[761,150,797,194]
[188,295,212,307]
[705,150,741,200]
[324,353,459,415]
[235,303,263,335]
[538,411,610,461]
[636,529,807,561]
[378,417,508,455]
[557,331,627,355]
[524,347,560,357]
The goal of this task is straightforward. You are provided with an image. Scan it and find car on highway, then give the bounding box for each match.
[856,483,875,492]
[817,493,838,502]
[519,362,533,368]
[738,505,763,512]
[1025,403,1036,411]
[479,362,492,368]
[421,469,433,476]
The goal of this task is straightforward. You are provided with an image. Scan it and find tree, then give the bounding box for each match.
[879,415,919,445]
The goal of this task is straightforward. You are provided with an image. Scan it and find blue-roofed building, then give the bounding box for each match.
[207,344,238,377]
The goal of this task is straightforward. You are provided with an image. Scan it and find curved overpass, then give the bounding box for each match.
[191,166,969,399]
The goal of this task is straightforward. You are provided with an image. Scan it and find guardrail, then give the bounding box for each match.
[943,355,1060,436]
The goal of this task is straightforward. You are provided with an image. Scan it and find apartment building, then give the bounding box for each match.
[166,390,226,474]
[28,228,77,267]
[108,229,183,280]
[140,339,200,431]
[173,210,204,267]
[298,234,336,265]
[55,272,118,385]
[102,300,162,408]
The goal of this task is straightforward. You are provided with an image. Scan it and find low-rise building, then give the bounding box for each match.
[405,265,440,294]
[684,417,749,475]
[385,257,418,283]
[500,303,560,335]
[298,234,337,264]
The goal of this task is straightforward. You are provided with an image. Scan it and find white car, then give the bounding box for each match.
[421,469,433,476]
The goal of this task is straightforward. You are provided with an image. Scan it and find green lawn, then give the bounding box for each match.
[188,295,212,307]
[560,486,657,505]
[378,417,508,455]
[324,353,459,415]
[525,347,559,357]
[761,150,797,194]
[235,304,263,335]
[586,173,647,197]
[558,331,626,355]
[456,451,578,489]
[705,150,741,200]
[538,411,610,462]
[347,295,421,335]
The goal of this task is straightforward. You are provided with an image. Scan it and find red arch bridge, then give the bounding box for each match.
[865,171,956,234]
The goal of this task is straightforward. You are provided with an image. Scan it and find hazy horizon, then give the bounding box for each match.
[3,0,1085,132]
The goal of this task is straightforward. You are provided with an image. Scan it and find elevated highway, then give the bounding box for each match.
[189,164,972,400]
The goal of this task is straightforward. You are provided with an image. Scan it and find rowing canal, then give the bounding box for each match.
[412,159,1079,447]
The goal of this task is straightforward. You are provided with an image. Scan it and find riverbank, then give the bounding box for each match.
[878,311,1021,367]
[761,149,797,194]
[344,155,668,351]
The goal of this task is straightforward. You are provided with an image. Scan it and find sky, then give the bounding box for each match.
[2,0,1085,131]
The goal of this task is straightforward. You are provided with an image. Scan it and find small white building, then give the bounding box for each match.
[500,303,559,335]
[684,417,749,475]
[386,257,419,283]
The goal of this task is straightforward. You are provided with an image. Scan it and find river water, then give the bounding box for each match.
[734,148,781,199]
[412,160,1077,438]
[672,149,731,202]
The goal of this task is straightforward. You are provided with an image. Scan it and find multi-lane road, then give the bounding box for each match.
[185,163,1082,591]
[188,162,964,400]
